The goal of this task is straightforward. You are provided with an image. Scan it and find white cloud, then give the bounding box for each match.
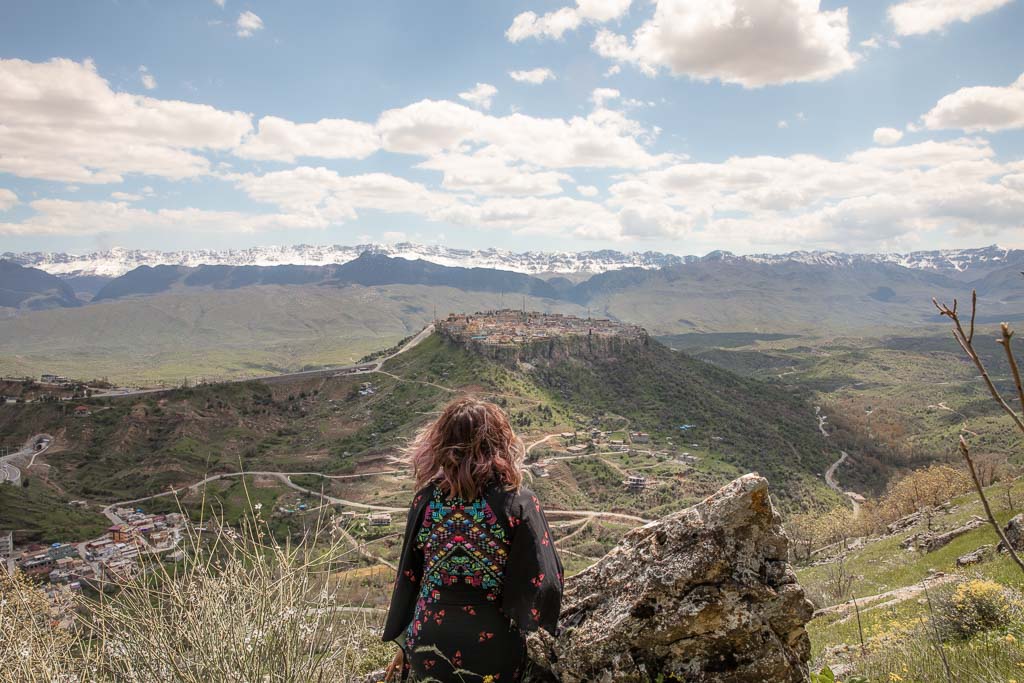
[507,8,581,42]
[888,0,1013,36]
[375,98,668,169]
[436,195,622,239]
[921,73,1024,132]
[236,11,264,37]
[458,83,498,110]
[0,189,17,212]
[577,185,599,197]
[591,0,858,88]
[417,150,572,196]
[213,0,225,6]
[777,120,789,129]
[860,37,880,49]
[0,199,321,236]
[109,192,143,202]
[604,64,622,77]
[506,0,631,42]
[591,87,620,107]
[138,65,157,90]
[232,166,456,220]
[872,127,904,145]
[509,68,556,84]
[235,115,380,162]
[0,58,252,183]
[604,136,1024,250]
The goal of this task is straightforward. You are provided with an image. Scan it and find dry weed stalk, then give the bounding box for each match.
[933,289,1024,575]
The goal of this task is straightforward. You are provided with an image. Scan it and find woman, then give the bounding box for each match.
[382,397,563,682]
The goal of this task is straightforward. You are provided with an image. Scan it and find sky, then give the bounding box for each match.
[1,0,1023,257]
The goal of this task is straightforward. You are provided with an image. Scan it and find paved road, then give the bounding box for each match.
[0,434,51,485]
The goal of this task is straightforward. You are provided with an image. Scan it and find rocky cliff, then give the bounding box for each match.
[526,474,813,682]
[452,332,650,366]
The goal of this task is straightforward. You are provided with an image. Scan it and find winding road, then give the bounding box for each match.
[816,407,862,515]
[0,434,51,485]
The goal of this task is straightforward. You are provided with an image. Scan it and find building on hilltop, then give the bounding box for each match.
[437,309,648,363]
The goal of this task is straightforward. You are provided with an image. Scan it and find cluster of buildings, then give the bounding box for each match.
[437,310,646,346]
[3,509,186,594]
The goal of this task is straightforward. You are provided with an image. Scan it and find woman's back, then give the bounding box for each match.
[383,398,562,682]
[416,485,510,603]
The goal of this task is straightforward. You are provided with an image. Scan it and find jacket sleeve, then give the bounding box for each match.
[381,487,431,642]
[501,488,564,636]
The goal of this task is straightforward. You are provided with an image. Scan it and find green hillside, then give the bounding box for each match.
[0,330,839,541]
[0,283,584,384]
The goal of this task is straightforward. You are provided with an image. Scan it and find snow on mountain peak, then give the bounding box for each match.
[2,243,1019,280]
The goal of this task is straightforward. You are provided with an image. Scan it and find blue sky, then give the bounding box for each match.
[1,0,1023,256]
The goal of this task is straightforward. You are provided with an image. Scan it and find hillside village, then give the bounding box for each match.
[437,309,647,346]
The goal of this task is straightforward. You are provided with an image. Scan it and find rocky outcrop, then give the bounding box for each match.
[1003,513,1024,552]
[458,332,650,366]
[902,516,985,553]
[957,545,992,567]
[526,474,813,683]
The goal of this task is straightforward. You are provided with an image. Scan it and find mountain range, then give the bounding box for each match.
[2,244,1023,384]
[5,243,1022,282]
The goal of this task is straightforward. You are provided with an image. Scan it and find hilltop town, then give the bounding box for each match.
[437,309,647,345]
[437,310,649,363]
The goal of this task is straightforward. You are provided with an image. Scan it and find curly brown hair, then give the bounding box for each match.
[408,397,524,499]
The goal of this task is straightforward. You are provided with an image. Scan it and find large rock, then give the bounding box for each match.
[527,474,813,683]
[905,516,985,553]
[1004,513,1024,552]
[956,545,992,567]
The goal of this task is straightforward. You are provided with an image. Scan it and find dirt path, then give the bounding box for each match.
[814,573,958,622]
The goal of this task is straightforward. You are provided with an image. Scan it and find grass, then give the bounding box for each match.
[801,476,1024,680]
[0,502,394,683]
[0,479,109,545]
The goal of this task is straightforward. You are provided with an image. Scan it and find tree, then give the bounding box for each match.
[934,288,1024,574]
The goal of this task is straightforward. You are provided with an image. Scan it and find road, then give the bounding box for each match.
[101,470,407,520]
[0,434,51,485]
[817,407,862,515]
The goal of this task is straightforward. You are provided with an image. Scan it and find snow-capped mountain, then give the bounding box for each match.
[3,244,692,279]
[743,245,1023,277]
[3,243,1021,281]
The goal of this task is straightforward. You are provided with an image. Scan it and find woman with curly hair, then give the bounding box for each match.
[382,397,563,682]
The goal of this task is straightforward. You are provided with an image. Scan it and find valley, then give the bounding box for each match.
[3,251,1023,683]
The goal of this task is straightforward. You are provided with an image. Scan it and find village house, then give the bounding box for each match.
[368,512,392,527]
[625,475,647,491]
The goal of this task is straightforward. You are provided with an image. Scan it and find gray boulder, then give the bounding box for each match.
[1004,513,1024,552]
[527,473,813,683]
[956,545,992,567]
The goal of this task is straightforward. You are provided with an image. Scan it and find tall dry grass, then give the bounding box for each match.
[0,499,393,682]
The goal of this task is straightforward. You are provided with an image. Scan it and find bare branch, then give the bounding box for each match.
[997,322,1024,418]
[969,290,976,344]
[959,436,1024,574]
[935,290,1024,435]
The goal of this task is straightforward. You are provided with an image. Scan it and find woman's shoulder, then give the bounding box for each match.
[409,482,437,509]
[502,484,542,518]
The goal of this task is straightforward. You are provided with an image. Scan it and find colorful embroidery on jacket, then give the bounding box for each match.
[405,486,511,643]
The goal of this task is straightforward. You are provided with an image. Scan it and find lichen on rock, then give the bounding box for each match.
[526,474,814,683]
